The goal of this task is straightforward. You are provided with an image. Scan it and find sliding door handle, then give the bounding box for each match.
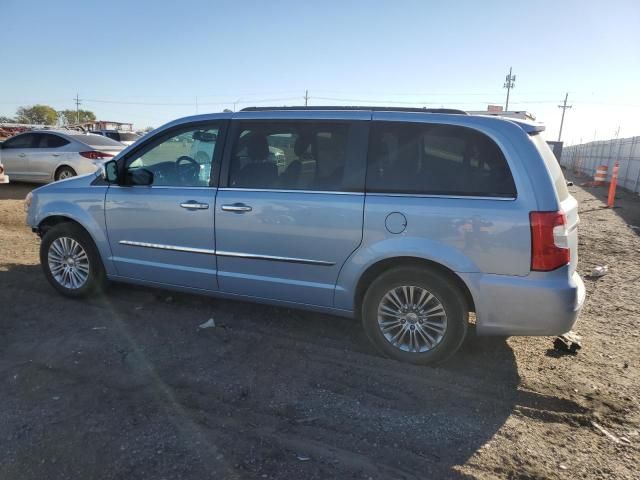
[221,203,252,213]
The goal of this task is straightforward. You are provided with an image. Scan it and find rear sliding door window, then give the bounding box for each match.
[228,122,353,191]
[367,122,516,197]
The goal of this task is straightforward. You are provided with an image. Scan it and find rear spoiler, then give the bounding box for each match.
[471,114,545,134]
[507,119,545,135]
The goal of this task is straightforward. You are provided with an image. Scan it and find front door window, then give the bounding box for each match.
[127,126,219,187]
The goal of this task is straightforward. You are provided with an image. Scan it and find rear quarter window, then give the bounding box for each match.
[366,122,516,197]
[530,133,569,201]
[36,133,70,148]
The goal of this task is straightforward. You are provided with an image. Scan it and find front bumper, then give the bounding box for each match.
[462,268,585,336]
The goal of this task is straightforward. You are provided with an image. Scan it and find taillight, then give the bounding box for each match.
[79,151,114,160]
[530,211,570,271]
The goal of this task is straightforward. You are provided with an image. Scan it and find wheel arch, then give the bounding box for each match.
[54,164,76,180]
[38,215,88,236]
[353,257,476,318]
[36,212,115,276]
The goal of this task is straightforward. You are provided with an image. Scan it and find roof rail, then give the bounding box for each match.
[240,106,468,115]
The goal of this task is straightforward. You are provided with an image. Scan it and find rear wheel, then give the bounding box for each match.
[55,166,76,181]
[362,267,468,365]
[40,223,106,297]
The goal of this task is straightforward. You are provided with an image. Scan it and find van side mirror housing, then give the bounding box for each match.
[103,159,119,183]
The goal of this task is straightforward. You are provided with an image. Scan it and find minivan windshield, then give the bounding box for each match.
[530,133,569,201]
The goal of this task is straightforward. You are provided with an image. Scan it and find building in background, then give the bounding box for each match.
[74,120,134,131]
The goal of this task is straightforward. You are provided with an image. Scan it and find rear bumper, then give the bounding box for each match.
[462,268,585,336]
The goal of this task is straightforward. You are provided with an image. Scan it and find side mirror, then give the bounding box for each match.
[129,168,154,186]
[103,159,119,183]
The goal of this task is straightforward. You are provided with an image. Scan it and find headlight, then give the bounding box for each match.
[24,191,33,213]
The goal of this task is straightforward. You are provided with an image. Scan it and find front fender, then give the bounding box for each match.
[334,236,480,311]
[31,186,115,275]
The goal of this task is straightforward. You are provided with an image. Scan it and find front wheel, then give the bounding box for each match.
[362,267,468,365]
[40,223,106,297]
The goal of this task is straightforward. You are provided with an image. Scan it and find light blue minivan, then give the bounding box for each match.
[25,107,585,364]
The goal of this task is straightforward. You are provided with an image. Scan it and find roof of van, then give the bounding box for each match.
[241,106,469,115]
[161,107,546,136]
[239,106,545,134]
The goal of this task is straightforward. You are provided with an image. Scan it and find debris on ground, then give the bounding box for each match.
[91,326,107,330]
[296,454,310,461]
[553,331,582,355]
[164,296,174,303]
[198,318,216,329]
[589,265,609,278]
[592,421,632,445]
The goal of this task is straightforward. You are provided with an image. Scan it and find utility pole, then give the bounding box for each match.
[557,92,572,142]
[195,96,199,114]
[304,89,309,107]
[503,67,515,111]
[74,93,82,124]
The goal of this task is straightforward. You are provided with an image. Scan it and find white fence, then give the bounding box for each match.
[561,136,640,193]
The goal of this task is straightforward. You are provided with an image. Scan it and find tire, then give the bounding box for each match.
[55,166,76,181]
[361,267,468,365]
[40,222,106,298]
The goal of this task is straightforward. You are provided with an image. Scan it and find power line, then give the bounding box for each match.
[81,96,300,106]
[557,92,572,142]
[313,96,500,105]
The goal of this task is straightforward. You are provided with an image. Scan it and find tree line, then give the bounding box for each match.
[0,105,96,126]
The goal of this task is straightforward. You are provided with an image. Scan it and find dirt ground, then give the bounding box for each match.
[0,177,638,479]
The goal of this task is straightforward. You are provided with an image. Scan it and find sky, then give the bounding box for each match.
[1,0,639,145]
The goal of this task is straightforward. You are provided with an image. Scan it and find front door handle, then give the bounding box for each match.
[221,203,252,213]
[52,153,60,157]
[18,153,26,157]
[180,201,209,210]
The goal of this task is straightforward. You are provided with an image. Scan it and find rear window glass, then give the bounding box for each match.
[530,133,569,201]
[118,132,140,141]
[69,134,124,148]
[367,122,516,197]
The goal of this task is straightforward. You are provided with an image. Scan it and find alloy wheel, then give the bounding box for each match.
[48,237,90,289]
[377,285,448,353]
